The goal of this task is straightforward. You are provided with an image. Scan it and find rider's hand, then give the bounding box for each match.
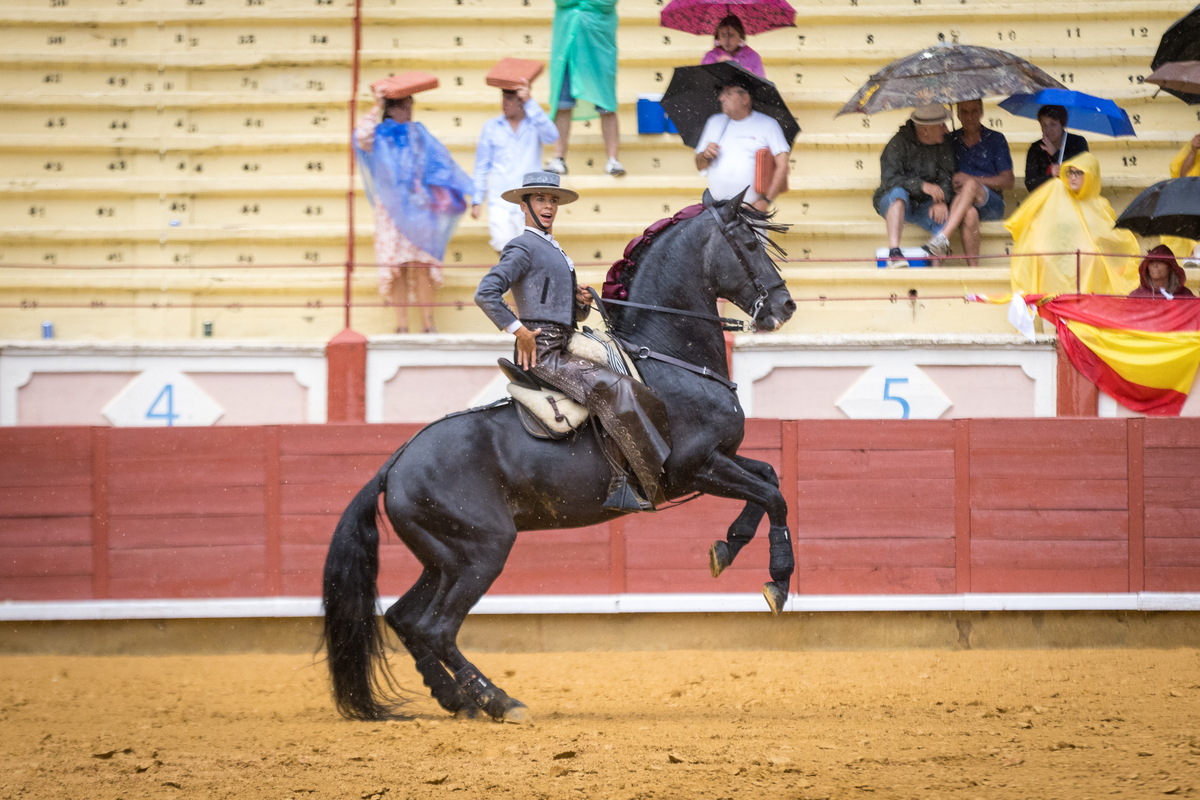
[515,325,541,370]
[930,202,949,225]
[470,204,481,220]
[575,283,592,306]
[921,181,945,204]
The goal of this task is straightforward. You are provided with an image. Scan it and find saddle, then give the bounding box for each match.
[501,326,641,441]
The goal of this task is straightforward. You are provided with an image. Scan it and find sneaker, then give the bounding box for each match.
[604,157,625,176]
[544,157,567,175]
[923,233,952,258]
[886,247,908,269]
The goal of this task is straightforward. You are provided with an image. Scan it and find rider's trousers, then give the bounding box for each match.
[523,322,672,503]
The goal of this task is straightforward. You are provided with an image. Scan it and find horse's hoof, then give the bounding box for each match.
[709,541,731,578]
[501,700,532,725]
[762,582,787,616]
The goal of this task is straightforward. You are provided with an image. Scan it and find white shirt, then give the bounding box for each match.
[695,110,789,203]
[503,226,575,333]
[472,100,559,206]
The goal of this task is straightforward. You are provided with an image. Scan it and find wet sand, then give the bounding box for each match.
[2,649,1198,799]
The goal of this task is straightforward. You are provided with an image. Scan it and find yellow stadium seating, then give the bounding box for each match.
[1,0,1196,339]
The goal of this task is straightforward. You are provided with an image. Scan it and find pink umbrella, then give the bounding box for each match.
[660,0,795,37]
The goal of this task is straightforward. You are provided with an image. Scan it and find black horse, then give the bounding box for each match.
[322,189,797,722]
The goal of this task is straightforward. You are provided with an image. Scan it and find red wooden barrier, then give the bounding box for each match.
[3,419,1200,602]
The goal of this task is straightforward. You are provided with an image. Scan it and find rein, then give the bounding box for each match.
[597,296,751,332]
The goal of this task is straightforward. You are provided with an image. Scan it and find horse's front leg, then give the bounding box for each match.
[708,455,776,578]
[691,452,793,615]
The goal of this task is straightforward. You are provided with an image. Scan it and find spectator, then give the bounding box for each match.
[694,82,789,212]
[700,15,765,79]
[354,77,473,333]
[872,104,981,268]
[471,79,559,252]
[545,0,623,177]
[1163,132,1200,267]
[950,99,1014,266]
[1005,152,1139,295]
[1173,132,1200,178]
[1128,244,1193,299]
[1024,104,1088,193]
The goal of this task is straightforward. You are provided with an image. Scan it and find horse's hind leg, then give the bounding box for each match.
[708,456,779,578]
[422,527,530,724]
[383,570,477,717]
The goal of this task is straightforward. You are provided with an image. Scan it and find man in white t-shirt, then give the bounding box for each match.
[694,84,790,211]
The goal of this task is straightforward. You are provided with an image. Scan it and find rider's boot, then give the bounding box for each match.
[601,449,655,512]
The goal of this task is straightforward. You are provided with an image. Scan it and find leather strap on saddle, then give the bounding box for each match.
[618,338,738,392]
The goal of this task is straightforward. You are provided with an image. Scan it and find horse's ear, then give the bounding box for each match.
[722,187,748,223]
[702,189,715,208]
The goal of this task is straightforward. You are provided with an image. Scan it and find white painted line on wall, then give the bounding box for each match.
[3,593,1199,621]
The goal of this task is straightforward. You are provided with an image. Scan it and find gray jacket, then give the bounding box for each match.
[474,229,589,329]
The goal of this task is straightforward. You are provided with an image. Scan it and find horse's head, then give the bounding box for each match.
[704,189,795,332]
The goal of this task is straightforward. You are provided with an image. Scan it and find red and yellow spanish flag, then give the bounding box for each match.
[1029,294,1200,416]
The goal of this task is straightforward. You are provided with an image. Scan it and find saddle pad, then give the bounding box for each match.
[569,327,642,382]
[507,384,588,435]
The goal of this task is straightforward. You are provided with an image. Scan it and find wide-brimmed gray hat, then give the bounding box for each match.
[500,171,579,205]
[909,103,950,125]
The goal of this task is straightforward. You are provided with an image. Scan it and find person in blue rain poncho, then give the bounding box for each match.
[355,74,474,332]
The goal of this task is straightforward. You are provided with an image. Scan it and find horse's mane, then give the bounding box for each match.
[601,197,787,302]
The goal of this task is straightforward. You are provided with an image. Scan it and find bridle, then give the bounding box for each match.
[594,202,788,392]
[706,204,788,327]
[598,203,786,334]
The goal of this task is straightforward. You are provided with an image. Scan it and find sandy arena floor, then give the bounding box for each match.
[1,648,1198,799]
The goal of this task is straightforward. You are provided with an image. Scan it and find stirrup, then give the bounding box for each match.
[602,475,654,513]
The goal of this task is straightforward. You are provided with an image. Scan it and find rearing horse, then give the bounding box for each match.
[322,189,797,722]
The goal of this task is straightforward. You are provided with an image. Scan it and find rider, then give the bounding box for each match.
[474,172,672,512]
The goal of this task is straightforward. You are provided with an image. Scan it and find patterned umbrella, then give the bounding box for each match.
[1147,60,1200,105]
[660,0,795,37]
[837,43,1064,116]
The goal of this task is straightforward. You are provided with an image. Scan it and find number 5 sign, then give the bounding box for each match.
[102,368,224,427]
[836,364,952,420]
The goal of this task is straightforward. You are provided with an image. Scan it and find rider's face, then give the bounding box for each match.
[524,192,559,229]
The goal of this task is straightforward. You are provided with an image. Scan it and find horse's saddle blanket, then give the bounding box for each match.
[502,327,641,440]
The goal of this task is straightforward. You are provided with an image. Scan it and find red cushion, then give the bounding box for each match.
[371,72,438,100]
[486,59,545,90]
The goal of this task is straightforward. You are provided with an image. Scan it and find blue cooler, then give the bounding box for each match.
[875,247,932,268]
[638,93,677,134]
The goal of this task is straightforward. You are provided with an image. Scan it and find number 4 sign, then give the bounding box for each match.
[836,364,952,420]
[102,368,224,427]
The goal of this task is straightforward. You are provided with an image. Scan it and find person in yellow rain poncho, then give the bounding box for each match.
[1161,133,1200,264]
[1005,151,1140,296]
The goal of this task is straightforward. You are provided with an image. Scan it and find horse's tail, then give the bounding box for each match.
[321,465,398,720]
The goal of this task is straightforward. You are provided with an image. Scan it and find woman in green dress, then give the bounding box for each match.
[544,0,624,177]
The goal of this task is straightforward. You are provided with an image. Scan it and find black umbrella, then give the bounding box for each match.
[1115,177,1200,240]
[661,62,799,150]
[1152,4,1200,67]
